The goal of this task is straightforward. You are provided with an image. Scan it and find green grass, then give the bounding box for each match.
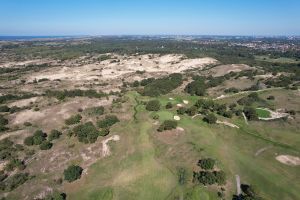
[256,108,271,118]
[65,91,300,200]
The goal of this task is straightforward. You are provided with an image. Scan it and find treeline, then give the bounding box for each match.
[0,93,37,104]
[45,89,107,100]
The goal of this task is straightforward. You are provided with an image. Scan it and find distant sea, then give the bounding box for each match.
[0,36,80,41]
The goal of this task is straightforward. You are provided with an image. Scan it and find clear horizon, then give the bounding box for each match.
[1,0,300,36]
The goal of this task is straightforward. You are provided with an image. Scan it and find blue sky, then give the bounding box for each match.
[0,0,299,36]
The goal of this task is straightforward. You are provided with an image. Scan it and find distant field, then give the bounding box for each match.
[255,56,300,64]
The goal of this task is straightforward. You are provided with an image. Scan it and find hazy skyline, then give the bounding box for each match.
[0,0,299,36]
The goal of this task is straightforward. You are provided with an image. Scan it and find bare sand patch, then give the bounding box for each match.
[176,104,183,107]
[208,64,253,77]
[276,155,300,166]
[102,135,120,157]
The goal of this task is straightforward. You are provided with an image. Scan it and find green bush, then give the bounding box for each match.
[99,128,110,137]
[198,158,215,170]
[73,122,99,143]
[97,115,119,128]
[185,78,206,96]
[45,191,66,200]
[2,173,29,191]
[158,120,177,132]
[177,107,187,115]
[165,102,173,109]
[40,141,53,150]
[32,130,47,145]
[84,106,104,116]
[48,130,62,141]
[24,136,34,146]
[65,114,82,125]
[0,115,8,126]
[203,113,217,124]
[64,165,83,182]
[0,105,10,112]
[23,122,32,127]
[5,158,26,171]
[194,170,226,186]
[146,100,161,111]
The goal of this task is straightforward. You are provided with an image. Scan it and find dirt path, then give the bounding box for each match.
[0,130,26,141]
[216,120,239,128]
[102,135,120,157]
[255,146,272,156]
[235,175,241,196]
[214,87,283,100]
[192,114,202,119]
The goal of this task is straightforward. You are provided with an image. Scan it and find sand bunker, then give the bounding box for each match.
[176,104,183,107]
[102,135,120,157]
[276,155,300,166]
[173,115,180,121]
[183,100,189,104]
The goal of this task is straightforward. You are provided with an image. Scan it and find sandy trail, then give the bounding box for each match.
[235,175,241,196]
[102,135,120,157]
[214,87,283,100]
[216,120,239,128]
[276,155,300,166]
[192,114,202,119]
[242,112,249,125]
[0,130,28,141]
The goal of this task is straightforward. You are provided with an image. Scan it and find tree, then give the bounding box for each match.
[146,100,161,111]
[64,165,83,182]
[198,158,215,170]
[203,113,217,124]
[185,78,206,96]
[73,122,99,143]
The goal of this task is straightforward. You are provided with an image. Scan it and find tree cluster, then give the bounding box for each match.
[146,100,161,111]
[65,114,82,125]
[142,73,183,96]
